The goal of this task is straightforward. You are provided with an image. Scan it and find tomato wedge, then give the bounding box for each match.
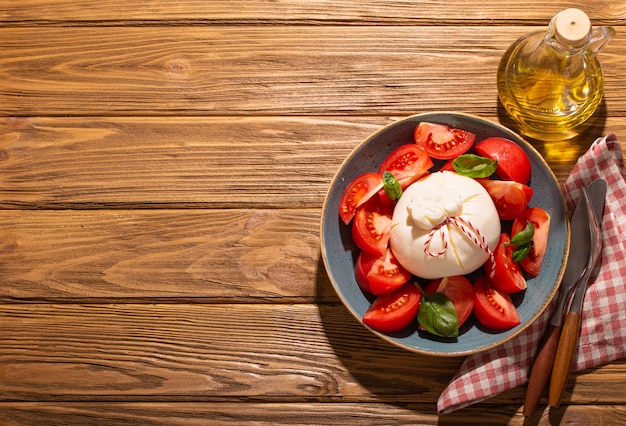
[362,283,421,333]
[352,197,393,256]
[354,248,412,295]
[512,207,550,276]
[378,144,434,189]
[339,172,383,225]
[414,122,476,160]
[477,179,534,220]
[473,276,521,330]
[424,275,474,327]
[485,233,527,294]
[354,250,375,294]
[475,137,532,185]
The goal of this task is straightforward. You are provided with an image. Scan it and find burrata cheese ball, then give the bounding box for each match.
[389,171,500,279]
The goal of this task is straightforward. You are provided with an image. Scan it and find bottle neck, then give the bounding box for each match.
[544,27,588,56]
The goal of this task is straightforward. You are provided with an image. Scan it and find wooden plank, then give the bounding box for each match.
[0,116,383,208]
[2,402,626,425]
[1,0,623,24]
[2,304,626,406]
[1,116,622,209]
[0,304,462,402]
[1,26,625,116]
[0,209,337,301]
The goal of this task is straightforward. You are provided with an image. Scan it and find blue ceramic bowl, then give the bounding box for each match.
[320,112,570,356]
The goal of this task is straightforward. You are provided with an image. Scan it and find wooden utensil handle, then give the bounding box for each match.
[548,312,582,407]
[523,323,561,416]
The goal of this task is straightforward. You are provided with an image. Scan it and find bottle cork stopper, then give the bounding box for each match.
[554,8,591,45]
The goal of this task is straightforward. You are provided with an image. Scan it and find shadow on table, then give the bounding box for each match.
[315,256,525,423]
[311,100,612,423]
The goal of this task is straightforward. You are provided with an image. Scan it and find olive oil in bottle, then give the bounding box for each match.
[497,9,615,140]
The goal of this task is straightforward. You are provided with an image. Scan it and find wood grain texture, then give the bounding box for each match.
[3,0,626,423]
[0,304,461,401]
[1,302,626,426]
[0,209,335,301]
[2,0,624,24]
[2,402,626,425]
[0,116,622,209]
[0,116,383,208]
[1,26,625,116]
[2,303,626,406]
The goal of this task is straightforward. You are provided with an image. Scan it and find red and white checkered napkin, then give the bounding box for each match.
[437,134,626,414]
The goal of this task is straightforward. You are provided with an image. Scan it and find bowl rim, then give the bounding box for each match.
[320,111,570,357]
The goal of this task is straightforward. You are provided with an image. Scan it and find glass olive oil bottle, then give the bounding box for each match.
[497,9,614,140]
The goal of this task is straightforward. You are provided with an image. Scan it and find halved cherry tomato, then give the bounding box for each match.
[339,172,383,225]
[485,233,526,294]
[475,137,532,185]
[424,275,474,327]
[512,207,550,276]
[362,283,421,333]
[477,179,534,220]
[352,197,393,256]
[378,144,434,189]
[354,248,412,295]
[473,276,521,330]
[414,122,476,160]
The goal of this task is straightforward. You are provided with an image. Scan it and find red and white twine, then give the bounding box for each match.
[424,216,496,278]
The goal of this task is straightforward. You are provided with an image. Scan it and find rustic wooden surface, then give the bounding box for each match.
[1,1,625,424]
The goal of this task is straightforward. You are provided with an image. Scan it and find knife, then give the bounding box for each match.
[522,183,593,416]
[548,179,607,407]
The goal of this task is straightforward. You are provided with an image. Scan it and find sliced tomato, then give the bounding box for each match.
[475,137,532,185]
[512,207,551,276]
[414,122,476,160]
[355,248,412,295]
[352,197,393,256]
[473,276,521,330]
[339,172,383,225]
[485,233,526,294]
[378,144,434,189]
[362,283,421,333]
[477,178,534,220]
[424,275,474,327]
[354,251,375,294]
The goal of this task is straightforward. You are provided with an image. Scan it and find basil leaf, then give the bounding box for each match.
[382,171,403,201]
[418,292,459,338]
[511,220,535,246]
[452,154,498,178]
[512,242,532,262]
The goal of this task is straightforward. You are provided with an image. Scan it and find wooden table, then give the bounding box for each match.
[1,2,625,424]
